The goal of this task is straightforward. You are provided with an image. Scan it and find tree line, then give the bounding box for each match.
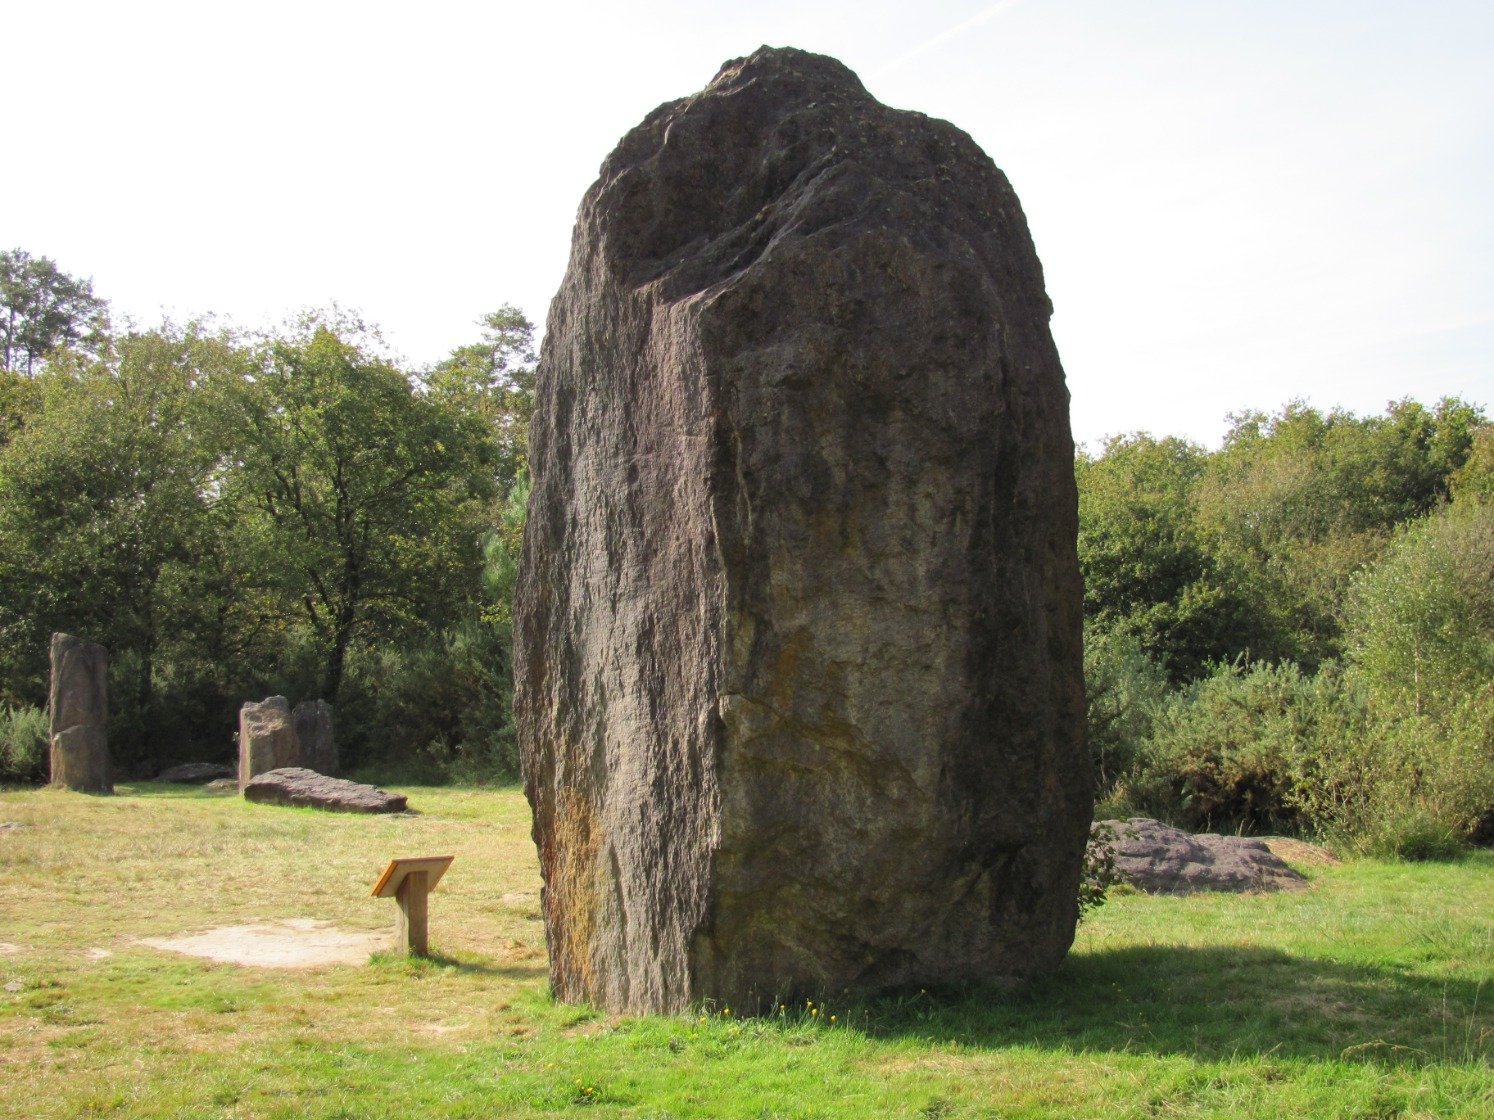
[1081,401,1493,855]
[0,249,535,778]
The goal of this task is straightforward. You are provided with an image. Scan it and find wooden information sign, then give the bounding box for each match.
[371,856,454,957]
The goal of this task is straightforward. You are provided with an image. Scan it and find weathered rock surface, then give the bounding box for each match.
[1092,818,1309,894]
[292,700,337,776]
[157,762,237,784]
[48,633,111,793]
[242,768,407,813]
[238,697,299,790]
[516,46,1090,1014]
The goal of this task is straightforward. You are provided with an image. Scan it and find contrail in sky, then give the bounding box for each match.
[872,0,1029,78]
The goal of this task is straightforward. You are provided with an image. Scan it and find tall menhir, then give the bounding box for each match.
[516,46,1091,1014]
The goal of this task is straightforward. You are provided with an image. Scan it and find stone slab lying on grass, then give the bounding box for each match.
[243,767,407,813]
[140,918,387,967]
[156,762,236,784]
[1093,817,1309,894]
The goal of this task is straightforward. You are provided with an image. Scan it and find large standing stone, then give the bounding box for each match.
[292,700,337,776]
[516,47,1091,1014]
[48,633,111,793]
[237,696,299,790]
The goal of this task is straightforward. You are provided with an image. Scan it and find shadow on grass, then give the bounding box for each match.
[117,781,235,798]
[368,949,545,982]
[858,945,1488,1069]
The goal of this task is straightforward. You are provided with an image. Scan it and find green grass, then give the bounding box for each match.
[0,783,1488,1118]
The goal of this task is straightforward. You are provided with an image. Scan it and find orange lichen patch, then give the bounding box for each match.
[543,785,603,999]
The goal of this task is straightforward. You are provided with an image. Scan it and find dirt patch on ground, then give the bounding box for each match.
[0,943,21,955]
[1261,837,1341,868]
[140,918,388,968]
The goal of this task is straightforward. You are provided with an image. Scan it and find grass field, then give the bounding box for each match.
[0,783,1488,1119]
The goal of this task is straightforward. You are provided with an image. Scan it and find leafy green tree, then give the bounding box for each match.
[0,325,246,763]
[1450,422,1494,503]
[0,249,110,375]
[1077,433,1286,679]
[1194,397,1487,665]
[426,305,536,491]
[219,315,497,700]
[1345,499,1494,715]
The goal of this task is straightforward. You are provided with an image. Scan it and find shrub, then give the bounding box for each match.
[1289,687,1494,858]
[0,705,48,784]
[1078,821,1122,922]
[1124,660,1360,833]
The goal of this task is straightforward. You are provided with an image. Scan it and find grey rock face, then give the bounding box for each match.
[48,633,111,793]
[237,697,299,790]
[516,47,1090,1014]
[242,767,407,813]
[292,700,337,776]
[1092,818,1309,894]
[157,762,236,784]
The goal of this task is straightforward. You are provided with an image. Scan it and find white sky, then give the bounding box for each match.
[5,0,1491,449]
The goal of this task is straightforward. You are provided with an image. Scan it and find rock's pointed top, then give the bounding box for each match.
[705,45,869,100]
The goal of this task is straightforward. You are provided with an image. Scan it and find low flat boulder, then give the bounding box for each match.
[157,762,237,784]
[243,768,407,814]
[1092,817,1308,894]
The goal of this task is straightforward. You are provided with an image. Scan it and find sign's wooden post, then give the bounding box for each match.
[396,871,430,955]
[371,856,453,958]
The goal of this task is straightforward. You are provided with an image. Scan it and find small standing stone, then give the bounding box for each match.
[48,633,111,793]
[292,699,337,776]
[238,697,299,790]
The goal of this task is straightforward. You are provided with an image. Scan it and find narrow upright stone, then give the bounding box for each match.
[48,633,111,793]
[237,696,299,790]
[292,699,337,776]
[516,46,1092,1014]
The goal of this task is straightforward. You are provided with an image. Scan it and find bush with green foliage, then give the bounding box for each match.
[1286,690,1493,859]
[1083,622,1168,801]
[0,705,47,784]
[1344,498,1494,715]
[1123,660,1368,834]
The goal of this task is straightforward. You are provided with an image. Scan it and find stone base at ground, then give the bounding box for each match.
[157,762,237,784]
[243,768,407,813]
[1092,818,1309,893]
